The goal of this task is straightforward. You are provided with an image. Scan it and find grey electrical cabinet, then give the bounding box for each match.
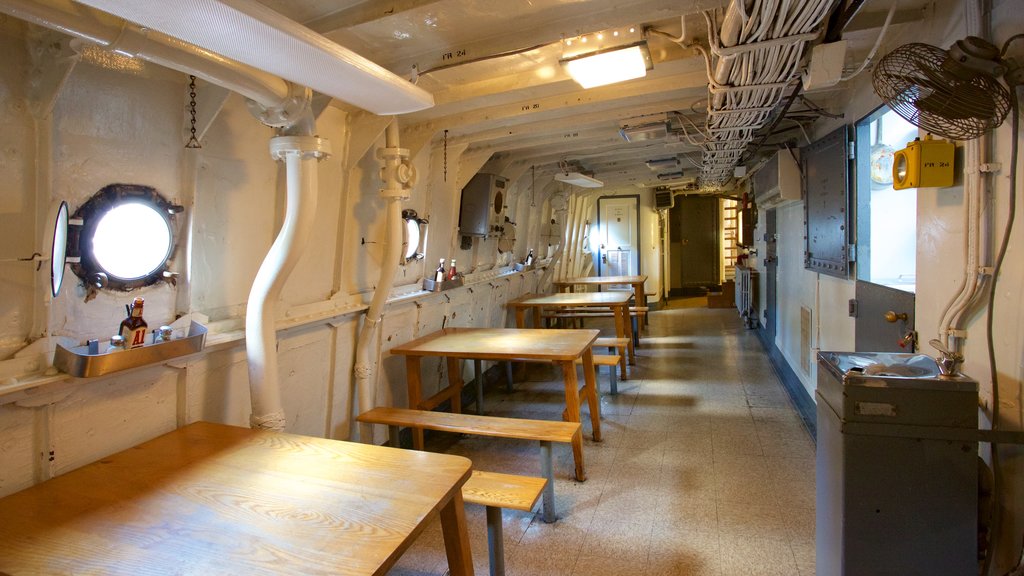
[816,351,978,576]
[459,173,507,237]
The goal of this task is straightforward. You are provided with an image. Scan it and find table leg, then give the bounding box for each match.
[446,357,464,415]
[406,356,425,450]
[440,489,475,576]
[558,360,587,482]
[514,307,526,329]
[634,281,648,329]
[612,308,628,380]
[620,304,636,365]
[474,359,484,415]
[580,348,602,442]
[532,307,542,330]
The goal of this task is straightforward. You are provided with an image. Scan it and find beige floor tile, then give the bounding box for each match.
[718,535,799,576]
[716,500,791,541]
[579,519,654,565]
[649,529,722,576]
[571,551,651,576]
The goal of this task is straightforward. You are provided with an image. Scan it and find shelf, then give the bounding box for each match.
[53,322,207,378]
[422,277,464,292]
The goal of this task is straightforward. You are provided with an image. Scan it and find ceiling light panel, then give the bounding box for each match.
[560,41,652,89]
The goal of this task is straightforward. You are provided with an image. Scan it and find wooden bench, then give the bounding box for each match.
[357,406,579,522]
[574,353,621,396]
[463,470,546,576]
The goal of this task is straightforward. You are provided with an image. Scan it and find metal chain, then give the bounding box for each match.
[185,75,201,149]
[443,129,448,182]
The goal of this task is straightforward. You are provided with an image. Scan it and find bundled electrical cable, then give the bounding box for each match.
[699,0,835,189]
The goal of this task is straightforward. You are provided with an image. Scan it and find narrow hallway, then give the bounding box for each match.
[390,302,816,576]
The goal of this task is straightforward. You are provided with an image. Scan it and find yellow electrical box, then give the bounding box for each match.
[892,136,955,189]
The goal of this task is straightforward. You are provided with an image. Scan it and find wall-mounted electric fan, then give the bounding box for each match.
[872,36,1017,139]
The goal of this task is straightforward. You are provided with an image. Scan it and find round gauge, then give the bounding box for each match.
[493,190,503,214]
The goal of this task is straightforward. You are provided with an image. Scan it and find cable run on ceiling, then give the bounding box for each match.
[696,0,835,190]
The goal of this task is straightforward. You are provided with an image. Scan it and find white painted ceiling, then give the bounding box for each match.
[251,0,922,191]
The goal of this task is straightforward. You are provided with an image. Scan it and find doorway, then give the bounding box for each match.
[669,196,720,295]
[853,105,918,352]
[596,196,640,284]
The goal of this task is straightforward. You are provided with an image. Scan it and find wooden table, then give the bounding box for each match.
[390,327,601,481]
[0,422,475,576]
[553,274,649,321]
[508,291,635,371]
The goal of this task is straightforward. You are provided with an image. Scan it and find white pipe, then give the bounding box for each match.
[354,119,411,442]
[0,0,290,108]
[246,134,331,430]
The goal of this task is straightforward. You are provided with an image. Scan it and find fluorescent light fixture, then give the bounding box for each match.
[555,172,604,188]
[560,41,653,89]
[72,0,434,114]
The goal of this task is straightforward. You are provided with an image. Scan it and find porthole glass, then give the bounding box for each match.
[401,209,427,262]
[404,217,421,260]
[69,184,182,293]
[51,202,69,297]
[92,203,172,279]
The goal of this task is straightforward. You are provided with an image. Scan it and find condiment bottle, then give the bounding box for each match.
[119,297,148,349]
[434,258,446,282]
[153,325,173,344]
[447,259,458,281]
[106,335,127,353]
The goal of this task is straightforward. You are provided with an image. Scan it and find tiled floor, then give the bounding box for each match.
[389,300,816,576]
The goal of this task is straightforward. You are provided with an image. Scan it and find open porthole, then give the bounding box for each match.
[60,184,183,296]
[402,209,428,262]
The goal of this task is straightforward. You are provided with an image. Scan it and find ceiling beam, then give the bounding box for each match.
[304,0,444,33]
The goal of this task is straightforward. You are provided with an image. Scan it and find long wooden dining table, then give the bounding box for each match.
[389,327,601,482]
[507,291,635,372]
[552,274,648,321]
[0,421,476,576]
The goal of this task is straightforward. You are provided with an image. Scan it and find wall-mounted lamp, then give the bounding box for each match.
[560,41,653,89]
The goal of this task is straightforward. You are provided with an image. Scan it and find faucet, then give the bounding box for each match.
[929,339,964,377]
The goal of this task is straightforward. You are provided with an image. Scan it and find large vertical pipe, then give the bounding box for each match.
[246,134,331,430]
[354,119,412,442]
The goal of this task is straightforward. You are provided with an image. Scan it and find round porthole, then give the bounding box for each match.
[401,209,427,262]
[68,184,182,293]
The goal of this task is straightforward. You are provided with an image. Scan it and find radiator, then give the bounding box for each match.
[734,266,759,329]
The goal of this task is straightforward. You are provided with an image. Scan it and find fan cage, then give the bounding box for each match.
[873,42,1010,140]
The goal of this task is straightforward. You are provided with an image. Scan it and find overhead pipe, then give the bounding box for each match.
[354,119,415,442]
[0,0,291,109]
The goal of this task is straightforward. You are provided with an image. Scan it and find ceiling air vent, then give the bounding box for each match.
[654,190,674,210]
[646,157,680,170]
[657,171,685,181]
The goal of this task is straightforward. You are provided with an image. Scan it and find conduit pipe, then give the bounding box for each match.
[354,119,414,442]
[0,0,290,108]
[246,127,331,430]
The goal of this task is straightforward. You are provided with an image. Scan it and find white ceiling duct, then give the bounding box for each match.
[71,0,434,115]
[554,172,604,188]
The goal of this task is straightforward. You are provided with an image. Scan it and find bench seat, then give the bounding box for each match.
[357,407,578,522]
[463,470,547,576]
